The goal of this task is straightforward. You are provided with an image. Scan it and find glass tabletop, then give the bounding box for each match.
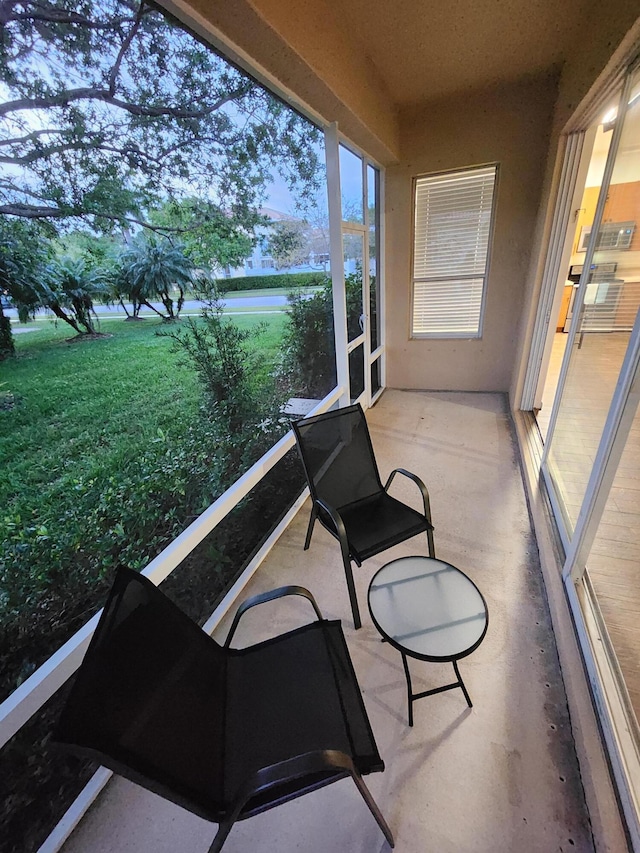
[367,556,487,661]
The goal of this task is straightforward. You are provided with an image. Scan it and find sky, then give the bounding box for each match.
[264,138,371,221]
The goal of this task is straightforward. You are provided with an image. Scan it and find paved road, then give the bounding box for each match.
[4,292,291,322]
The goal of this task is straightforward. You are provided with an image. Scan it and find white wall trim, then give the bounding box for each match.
[37,768,113,853]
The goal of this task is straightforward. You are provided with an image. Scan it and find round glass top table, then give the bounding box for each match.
[367,556,488,726]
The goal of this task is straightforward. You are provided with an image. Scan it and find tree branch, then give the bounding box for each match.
[0,0,138,29]
[0,139,173,167]
[0,128,67,148]
[0,85,251,120]
[0,203,70,218]
[0,202,203,236]
[108,2,146,95]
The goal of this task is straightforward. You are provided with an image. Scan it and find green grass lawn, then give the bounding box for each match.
[0,312,289,696]
[1,314,285,502]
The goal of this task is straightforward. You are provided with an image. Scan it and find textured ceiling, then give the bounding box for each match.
[321,0,594,106]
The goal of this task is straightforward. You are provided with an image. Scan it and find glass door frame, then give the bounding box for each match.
[540,65,636,547]
[535,58,640,844]
[325,123,385,408]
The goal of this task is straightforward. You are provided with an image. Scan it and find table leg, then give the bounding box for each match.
[453,660,473,707]
[400,652,414,727]
[397,655,474,725]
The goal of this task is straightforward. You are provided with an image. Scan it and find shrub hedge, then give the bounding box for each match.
[215,271,328,292]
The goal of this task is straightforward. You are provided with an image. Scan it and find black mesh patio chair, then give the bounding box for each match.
[292,402,435,629]
[53,567,394,852]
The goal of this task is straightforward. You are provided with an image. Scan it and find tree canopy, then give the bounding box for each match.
[148,198,255,270]
[265,219,308,270]
[0,0,322,236]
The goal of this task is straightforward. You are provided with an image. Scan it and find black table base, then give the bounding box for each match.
[401,653,472,727]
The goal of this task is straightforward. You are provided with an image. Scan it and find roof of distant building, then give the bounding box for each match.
[259,207,299,222]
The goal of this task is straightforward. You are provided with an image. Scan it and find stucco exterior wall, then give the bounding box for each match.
[385,75,558,392]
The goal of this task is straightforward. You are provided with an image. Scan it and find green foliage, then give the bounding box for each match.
[0,220,115,338]
[119,235,194,319]
[0,219,51,336]
[218,271,328,292]
[278,268,364,397]
[0,315,286,698]
[0,316,12,361]
[43,255,110,335]
[279,287,336,397]
[1,0,322,234]
[148,198,256,271]
[53,231,119,272]
[1,419,221,604]
[163,282,288,476]
[264,220,308,270]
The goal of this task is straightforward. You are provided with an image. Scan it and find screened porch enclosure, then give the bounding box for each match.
[58,390,593,853]
[3,0,640,849]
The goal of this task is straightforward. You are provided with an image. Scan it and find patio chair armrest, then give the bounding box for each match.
[315,497,349,542]
[384,468,434,530]
[210,750,357,853]
[233,749,358,814]
[315,497,357,561]
[224,585,324,647]
[217,748,394,851]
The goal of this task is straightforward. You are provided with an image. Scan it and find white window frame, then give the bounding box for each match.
[411,164,498,339]
[325,124,386,407]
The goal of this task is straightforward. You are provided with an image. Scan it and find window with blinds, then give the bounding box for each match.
[411,165,497,337]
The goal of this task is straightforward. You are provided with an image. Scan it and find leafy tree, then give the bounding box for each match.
[0,0,321,237]
[0,271,15,359]
[109,259,143,321]
[0,218,50,357]
[0,220,117,342]
[279,284,335,397]
[53,230,119,270]
[148,198,255,272]
[119,236,193,320]
[278,267,366,397]
[265,219,309,270]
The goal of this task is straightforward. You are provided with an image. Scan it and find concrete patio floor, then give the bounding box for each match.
[62,389,594,853]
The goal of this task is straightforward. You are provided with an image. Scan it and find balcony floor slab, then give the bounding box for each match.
[62,389,594,853]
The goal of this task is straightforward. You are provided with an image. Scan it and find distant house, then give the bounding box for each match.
[224,207,330,278]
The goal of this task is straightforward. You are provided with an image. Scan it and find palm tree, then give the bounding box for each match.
[0,222,47,358]
[120,237,193,320]
[45,256,109,335]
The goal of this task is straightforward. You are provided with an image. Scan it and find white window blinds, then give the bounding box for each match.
[412,165,497,337]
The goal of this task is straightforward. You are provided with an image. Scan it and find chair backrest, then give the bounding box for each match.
[54,568,227,820]
[292,403,382,509]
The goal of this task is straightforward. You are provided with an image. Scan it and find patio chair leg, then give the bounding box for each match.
[341,551,362,630]
[304,506,317,551]
[427,526,436,559]
[350,772,395,848]
[207,817,236,853]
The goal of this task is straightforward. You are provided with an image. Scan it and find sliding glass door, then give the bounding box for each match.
[544,67,640,540]
[541,61,640,830]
